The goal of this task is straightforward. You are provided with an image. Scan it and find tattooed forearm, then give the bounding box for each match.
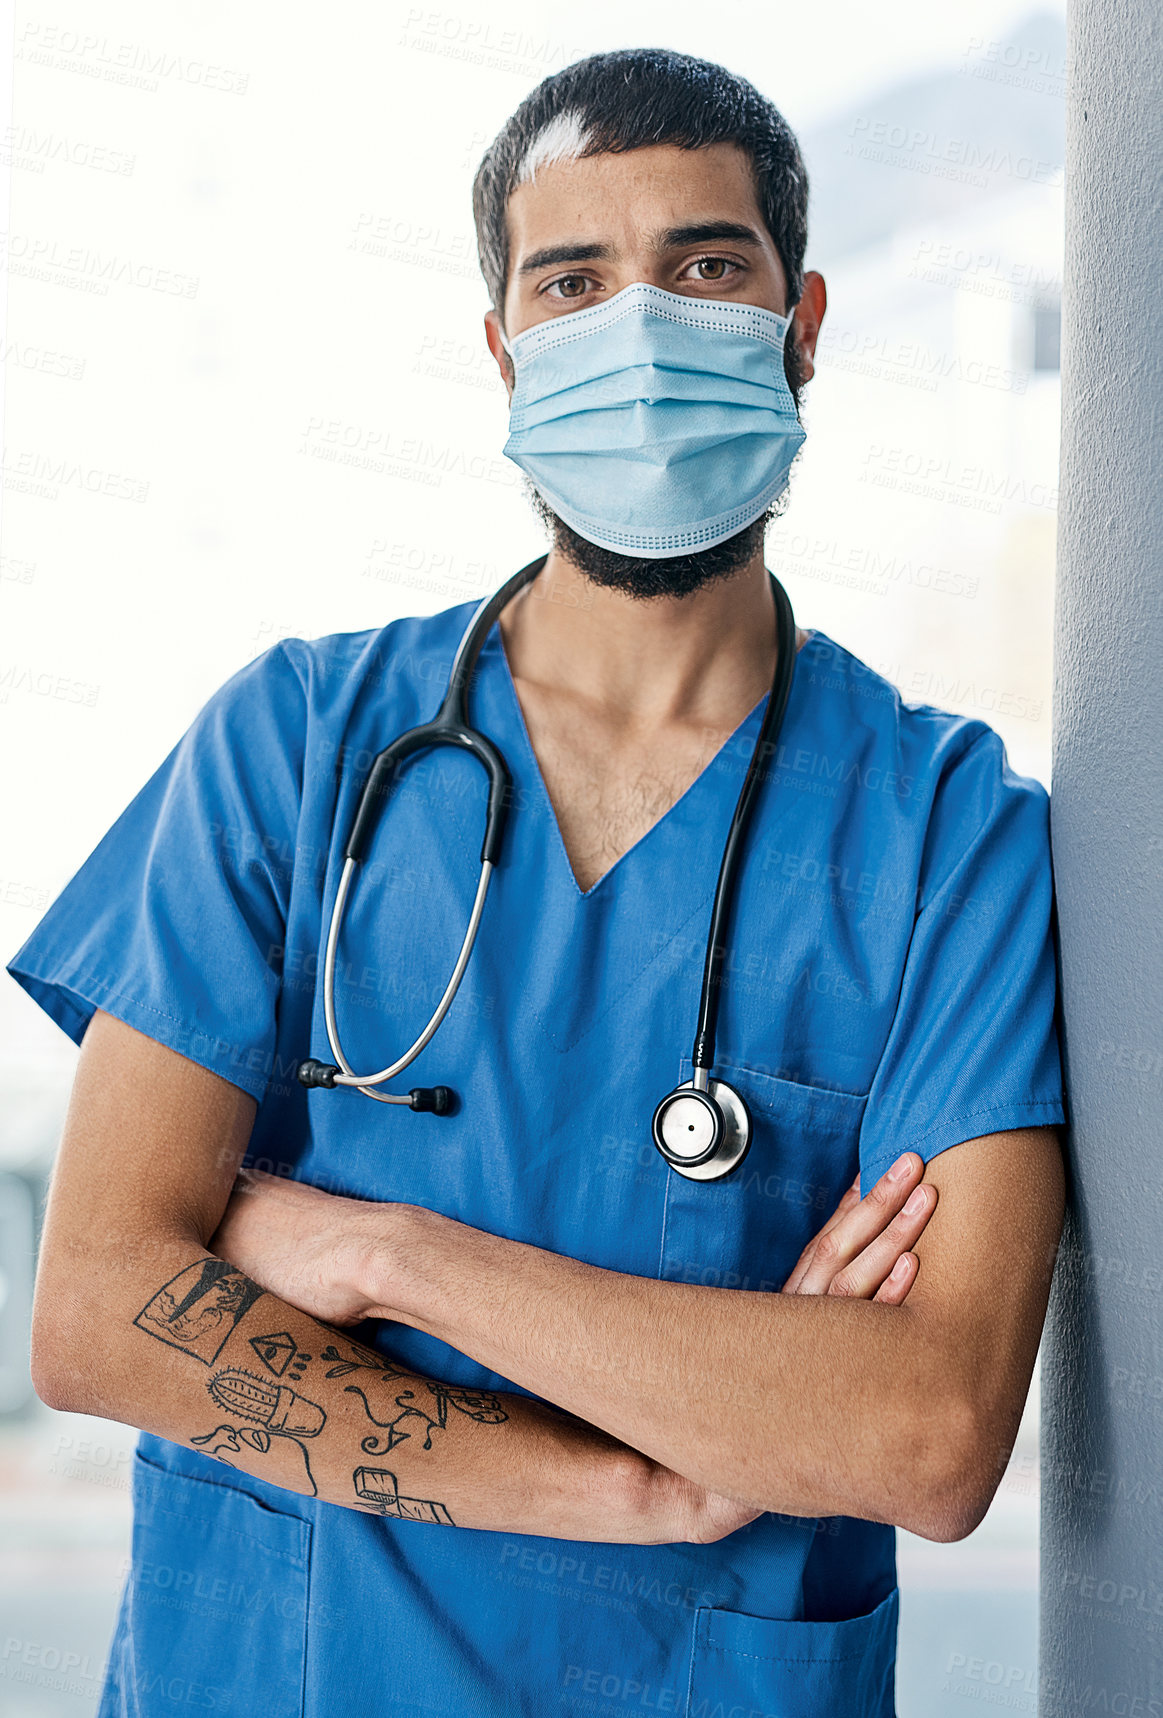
[120,1249,666,1541]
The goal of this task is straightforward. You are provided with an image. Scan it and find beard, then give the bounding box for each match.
[520,322,810,603]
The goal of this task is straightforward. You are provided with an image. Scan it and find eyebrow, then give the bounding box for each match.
[514,222,767,277]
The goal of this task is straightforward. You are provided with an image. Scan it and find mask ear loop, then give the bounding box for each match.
[496,322,517,397]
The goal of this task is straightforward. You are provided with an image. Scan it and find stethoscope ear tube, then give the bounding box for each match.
[343,725,513,868]
[297,555,549,1105]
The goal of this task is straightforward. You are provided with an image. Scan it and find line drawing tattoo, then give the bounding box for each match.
[344,1380,508,1455]
[352,1466,455,1525]
[320,1341,409,1381]
[249,1331,311,1380]
[208,1368,327,1436]
[435,1385,510,1426]
[134,1260,265,1363]
[344,1385,438,1454]
[192,1371,327,1497]
[191,1421,320,1497]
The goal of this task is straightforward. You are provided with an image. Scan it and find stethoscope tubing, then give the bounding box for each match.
[692,573,796,1072]
[321,856,494,1101]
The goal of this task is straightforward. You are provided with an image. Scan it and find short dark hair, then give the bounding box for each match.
[471,47,809,332]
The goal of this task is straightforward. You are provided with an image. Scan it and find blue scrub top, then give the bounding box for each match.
[7,600,1066,1718]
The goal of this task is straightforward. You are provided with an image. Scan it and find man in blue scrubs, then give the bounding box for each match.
[8,47,1065,1718]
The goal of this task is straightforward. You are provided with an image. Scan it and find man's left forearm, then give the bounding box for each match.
[370,1202,979,1541]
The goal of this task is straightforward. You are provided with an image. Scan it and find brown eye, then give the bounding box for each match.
[553,275,589,298]
[696,257,729,280]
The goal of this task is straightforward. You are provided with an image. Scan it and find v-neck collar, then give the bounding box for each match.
[479,619,817,903]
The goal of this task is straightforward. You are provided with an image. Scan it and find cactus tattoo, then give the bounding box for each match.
[193,1371,326,1495]
[207,1368,326,1436]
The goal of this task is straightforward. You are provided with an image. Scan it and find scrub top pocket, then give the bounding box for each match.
[100,1448,312,1718]
[657,1060,867,1295]
[684,1585,899,1717]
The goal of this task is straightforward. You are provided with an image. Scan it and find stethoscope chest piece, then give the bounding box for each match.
[651,1078,752,1182]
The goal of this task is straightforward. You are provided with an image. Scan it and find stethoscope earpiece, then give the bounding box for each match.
[651,1078,752,1182]
[409,1085,455,1115]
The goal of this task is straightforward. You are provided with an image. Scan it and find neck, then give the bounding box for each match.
[498,542,805,729]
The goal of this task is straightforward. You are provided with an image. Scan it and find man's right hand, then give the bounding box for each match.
[780,1152,938,1305]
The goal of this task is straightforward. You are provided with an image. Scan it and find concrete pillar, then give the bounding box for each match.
[1040,0,1163,1709]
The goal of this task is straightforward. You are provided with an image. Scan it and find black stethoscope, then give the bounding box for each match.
[297,554,799,1182]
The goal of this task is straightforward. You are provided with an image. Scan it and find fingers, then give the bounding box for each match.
[816,1172,861,1242]
[873,1251,918,1305]
[788,1153,931,1298]
[831,1188,941,1291]
[780,1174,860,1295]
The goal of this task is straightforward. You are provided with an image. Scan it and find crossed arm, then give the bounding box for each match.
[216,1118,1065,1541]
[31,1009,1064,1544]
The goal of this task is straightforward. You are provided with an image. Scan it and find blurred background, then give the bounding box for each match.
[0,1,1063,1710]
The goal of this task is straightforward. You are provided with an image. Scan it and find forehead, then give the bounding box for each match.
[505,141,766,253]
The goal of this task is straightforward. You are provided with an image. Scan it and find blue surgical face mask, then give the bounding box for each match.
[498,281,805,559]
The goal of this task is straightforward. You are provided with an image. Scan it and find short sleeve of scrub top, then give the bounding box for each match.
[5,641,308,1102]
[857,722,1064,1191]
